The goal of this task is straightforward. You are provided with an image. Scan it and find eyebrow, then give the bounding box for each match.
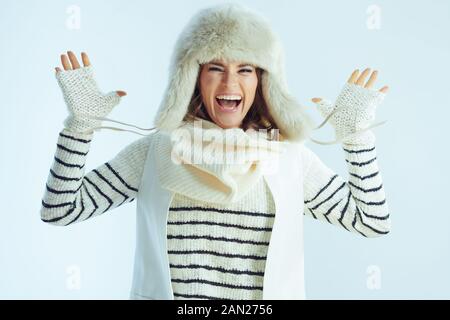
[209,61,254,68]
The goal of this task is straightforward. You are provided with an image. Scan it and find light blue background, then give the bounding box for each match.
[1,0,449,299]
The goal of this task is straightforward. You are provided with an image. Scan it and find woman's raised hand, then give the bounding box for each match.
[311,67,390,145]
[55,51,127,133]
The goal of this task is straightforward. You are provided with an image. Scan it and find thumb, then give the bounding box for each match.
[313,98,334,118]
[104,90,122,107]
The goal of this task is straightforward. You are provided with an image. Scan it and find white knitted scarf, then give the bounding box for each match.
[152,118,288,204]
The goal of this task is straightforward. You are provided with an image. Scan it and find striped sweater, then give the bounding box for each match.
[40,128,390,299]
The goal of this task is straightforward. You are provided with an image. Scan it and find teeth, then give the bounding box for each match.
[216,95,242,100]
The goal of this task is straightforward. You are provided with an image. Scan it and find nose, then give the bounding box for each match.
[221,70,239,86]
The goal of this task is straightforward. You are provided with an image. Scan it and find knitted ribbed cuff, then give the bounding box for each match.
[341,129,376,145]
[64,114,100,133]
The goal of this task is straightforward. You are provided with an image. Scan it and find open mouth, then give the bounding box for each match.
[215,97,242,113]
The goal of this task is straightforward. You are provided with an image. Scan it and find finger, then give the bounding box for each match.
[379,86,389,93]
[355,68,371,86]
[116,90,127,97]
[311,97,322,103]
[81,52,91,67]
[67,51,81,69]
[55,67,62,73]
[61,54,72,70]
[364,70,378,89]
[347,69,359,84]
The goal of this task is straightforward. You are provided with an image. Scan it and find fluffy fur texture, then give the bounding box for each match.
[153,2,315,142]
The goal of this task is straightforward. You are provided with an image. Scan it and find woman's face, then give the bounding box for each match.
[199,59,258,129]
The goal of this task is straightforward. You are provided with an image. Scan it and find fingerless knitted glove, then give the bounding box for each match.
[314,82,386,145]
[55,66,122,134]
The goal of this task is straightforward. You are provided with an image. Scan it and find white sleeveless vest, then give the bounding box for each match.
[130,135,306,300]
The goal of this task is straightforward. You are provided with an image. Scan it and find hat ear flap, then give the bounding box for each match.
[154,60,200,131]
[261,70,315,142]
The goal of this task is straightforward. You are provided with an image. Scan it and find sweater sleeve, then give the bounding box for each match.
[40,129,150,226]
[301,135,391,237]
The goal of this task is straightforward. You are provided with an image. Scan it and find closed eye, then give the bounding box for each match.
[208,67,253,73]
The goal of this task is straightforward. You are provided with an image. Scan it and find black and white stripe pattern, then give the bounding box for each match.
[167,178,275,300]
[40,129,150,226]
[41,128,390,300]
[302,142,390,237]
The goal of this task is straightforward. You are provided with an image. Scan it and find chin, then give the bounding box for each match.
[213,116,243,129]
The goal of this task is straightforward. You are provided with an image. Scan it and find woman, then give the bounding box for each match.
[40,3,391,300]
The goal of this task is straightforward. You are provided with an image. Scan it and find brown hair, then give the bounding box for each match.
[182,66,283,141]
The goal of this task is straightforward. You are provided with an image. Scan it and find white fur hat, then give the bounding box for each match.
[153,2,315,142]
